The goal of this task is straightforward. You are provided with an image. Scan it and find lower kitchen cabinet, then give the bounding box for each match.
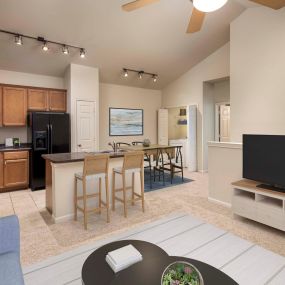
[0,153,3,189]
[1,151,29,191]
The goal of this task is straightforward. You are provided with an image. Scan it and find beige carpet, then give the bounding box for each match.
[0,171,284,266]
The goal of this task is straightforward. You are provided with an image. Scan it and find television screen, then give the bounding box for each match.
[243,135,285,189]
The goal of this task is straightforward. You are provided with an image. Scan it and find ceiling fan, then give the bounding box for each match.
[122,0,285,33]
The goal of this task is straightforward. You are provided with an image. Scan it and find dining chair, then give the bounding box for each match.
[116,142,131,149]
[131,141,144,146]
[162,146,184,183]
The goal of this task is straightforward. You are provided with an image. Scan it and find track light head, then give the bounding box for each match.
[15,35,23,46]
[152,75,158,83]
[138,71,144,80]
[123,69,128,78]
[80,48,86,58]
[42,41,49,51]
[62,45,69,55]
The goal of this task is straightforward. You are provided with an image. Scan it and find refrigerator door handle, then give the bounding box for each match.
[47,124,50,154]
[50,124,53,153]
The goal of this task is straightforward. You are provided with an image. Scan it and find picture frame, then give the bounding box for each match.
[109,108,144,136]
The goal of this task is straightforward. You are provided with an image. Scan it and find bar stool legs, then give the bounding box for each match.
[122,173,127,218]
[112,170,144,218]
[140,170,145,212]
[105,176,110,223]
[112,171,115,212]
[132,173,135,206]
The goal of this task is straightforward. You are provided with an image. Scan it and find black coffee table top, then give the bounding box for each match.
[82,240,238,285]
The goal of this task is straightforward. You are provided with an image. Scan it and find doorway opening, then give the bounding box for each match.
[202,77,230,171]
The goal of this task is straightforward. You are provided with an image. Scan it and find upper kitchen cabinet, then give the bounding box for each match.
[28,88,48,111]
[2,86,27,126]
[48,90,66,112]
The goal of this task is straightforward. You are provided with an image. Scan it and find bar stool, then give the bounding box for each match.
[74,154,110,230]
[112,151,145,218]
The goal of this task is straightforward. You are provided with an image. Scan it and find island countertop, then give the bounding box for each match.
[42,151,127,164]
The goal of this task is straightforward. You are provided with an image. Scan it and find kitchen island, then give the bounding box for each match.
[43,151,143,223]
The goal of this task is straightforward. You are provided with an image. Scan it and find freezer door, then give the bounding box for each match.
[49,113,70,153]
[29,112,50,190]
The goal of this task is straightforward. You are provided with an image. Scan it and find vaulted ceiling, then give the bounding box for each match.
[0,1,256,89]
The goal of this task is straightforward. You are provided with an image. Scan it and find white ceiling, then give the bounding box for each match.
[0,0,254,89]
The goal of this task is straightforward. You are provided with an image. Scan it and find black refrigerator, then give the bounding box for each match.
[27,112,71,190]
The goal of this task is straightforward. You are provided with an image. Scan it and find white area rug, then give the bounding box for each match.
[23,213,285,285]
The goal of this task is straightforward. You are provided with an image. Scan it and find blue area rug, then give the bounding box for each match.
[144,169,194,192]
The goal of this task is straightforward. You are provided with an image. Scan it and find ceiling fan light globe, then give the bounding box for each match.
[193,0,228,12]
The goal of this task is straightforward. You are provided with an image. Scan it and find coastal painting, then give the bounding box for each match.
[109,108,143,136]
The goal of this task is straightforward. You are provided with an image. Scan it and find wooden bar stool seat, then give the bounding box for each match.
[74,154,110,230]
[112,151,145,218]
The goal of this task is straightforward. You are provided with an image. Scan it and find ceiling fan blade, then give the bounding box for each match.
[122,0,159,12]
[187,8,206,34]
[249,0,285,9]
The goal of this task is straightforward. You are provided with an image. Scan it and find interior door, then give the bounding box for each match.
[219,105,230,142]
[158,109,168,145]
[76,100,96,152]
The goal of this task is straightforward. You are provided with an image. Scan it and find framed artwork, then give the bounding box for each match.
[109,108,144,136]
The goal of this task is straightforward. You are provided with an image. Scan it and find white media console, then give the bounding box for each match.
[232,179,285,231]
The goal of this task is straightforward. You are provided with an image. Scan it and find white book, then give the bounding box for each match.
[106,244,143,273]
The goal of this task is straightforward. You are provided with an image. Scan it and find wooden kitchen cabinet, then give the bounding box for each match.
[0,153,3,189]
[48,90,66,112]
[28,88,48,111]
[0,87,2,126]
[3,151,29,189]
[2,86,27,126]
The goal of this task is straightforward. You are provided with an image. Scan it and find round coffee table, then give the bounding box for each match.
[82,240,238,285]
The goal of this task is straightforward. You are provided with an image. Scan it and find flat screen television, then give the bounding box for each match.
[243,134,285,193]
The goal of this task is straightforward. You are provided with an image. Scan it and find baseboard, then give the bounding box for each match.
[208,197,231,208]
[52,213,77,223]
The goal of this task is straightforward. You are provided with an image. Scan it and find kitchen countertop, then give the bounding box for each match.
[42,150,127,164]
[0,143,32,152]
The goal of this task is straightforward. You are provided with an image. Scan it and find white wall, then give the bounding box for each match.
[231,7,285,141]
[99,83,162,149]
[203,82,215,170]
[208,142,242,205]
[214,79,230,103]
[0,69,64,144]
[64,64,99,152]
[162,43,230,171]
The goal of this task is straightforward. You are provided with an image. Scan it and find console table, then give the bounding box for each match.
[232,179,285,231]
[81,240,238,285]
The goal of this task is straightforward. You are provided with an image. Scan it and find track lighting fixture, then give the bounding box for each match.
[42,41,49,51]
[15,35,23,46]
[123,69,128,78]
[122,68,158,83]
[0,29,86,58]
[62,45,69,55]
[80,48,86,58]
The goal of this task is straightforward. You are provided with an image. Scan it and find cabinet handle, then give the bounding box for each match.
[5,159,27,165]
